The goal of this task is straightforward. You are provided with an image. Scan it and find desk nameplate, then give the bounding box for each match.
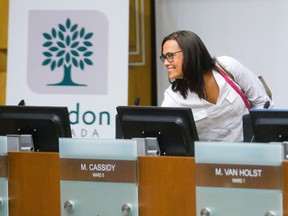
[60,158,137,183]
[196,163,281,190]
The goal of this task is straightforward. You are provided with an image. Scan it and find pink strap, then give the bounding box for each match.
[218,69,251,110]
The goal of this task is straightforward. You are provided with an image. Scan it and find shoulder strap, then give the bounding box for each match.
[216,57,272,100]
[215,57,244,91]
[217,68,251,110]
[215,57,235,81]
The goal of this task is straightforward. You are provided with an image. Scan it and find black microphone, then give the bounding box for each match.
[133,97,140,106]
[263,101,270,109]
[18,99,25,106]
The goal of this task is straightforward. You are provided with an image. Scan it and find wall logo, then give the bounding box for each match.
[42,18,93,86]
[27,11,109,94]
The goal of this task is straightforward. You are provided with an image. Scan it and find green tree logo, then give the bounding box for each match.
[42,18,94,86]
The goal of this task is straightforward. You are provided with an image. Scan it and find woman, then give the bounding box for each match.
[160,30,273,142]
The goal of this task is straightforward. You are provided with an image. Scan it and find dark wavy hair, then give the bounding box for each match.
[161,30,215,99]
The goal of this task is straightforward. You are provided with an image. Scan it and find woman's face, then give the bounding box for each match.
[161,39,183,80]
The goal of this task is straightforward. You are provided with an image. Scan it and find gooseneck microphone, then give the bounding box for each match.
[263,101,270,109]
[133,97,140,106]
[18,99,25,106]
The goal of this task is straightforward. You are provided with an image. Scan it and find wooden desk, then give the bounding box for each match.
[7,152,288,216]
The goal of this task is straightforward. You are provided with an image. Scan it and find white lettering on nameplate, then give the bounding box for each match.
[80,163,116,178]
[215,167,263,184]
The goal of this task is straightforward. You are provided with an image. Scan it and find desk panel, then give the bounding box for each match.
[8,152,60,216]
[138,156,196,216]
[283,161,288,216]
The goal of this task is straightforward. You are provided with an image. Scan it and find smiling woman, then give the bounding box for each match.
[160,30,272,142]
[161,39,184,81]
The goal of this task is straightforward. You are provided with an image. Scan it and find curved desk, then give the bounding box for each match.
[7,152,288,216]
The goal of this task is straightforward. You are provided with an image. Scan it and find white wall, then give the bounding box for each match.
[155,0,288,108]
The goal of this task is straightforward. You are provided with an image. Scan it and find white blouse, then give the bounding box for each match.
[161,56,273,142]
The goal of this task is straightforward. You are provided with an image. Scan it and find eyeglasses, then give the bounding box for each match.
[160,51,182,63]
